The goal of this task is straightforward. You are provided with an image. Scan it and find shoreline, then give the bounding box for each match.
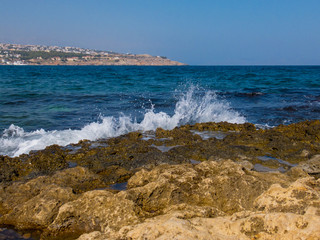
[0,120,319,239]
[0,43,186,66]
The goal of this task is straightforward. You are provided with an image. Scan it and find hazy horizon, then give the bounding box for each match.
[1,0,319,65]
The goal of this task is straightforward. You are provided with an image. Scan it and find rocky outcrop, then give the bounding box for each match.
[0,167,106,229]
[0,121,320,239]
[1,159,318,239]
[298,155,320,179]
[124,160,294,215]
[254,177,320,214]
[44,190,141,239]
[75,166,320,240]
[2,120,320,186]
[105,209,320,240]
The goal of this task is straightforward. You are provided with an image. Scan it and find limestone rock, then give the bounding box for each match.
[0,185,75,229]
[1,151,319,239]
[254,177,320,214]
[0,166,106,231]
[298,154,320,177]
[0,167,104,214]
[45,190,141,239]
[113,208,320,240]
[125,160,293,215]
[76,231,105,240]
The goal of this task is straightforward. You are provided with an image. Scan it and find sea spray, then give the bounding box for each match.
[0,87,246,157]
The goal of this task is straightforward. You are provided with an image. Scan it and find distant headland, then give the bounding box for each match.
[0,43,186,66]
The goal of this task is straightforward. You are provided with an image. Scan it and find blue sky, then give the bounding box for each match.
[1,0,319,65]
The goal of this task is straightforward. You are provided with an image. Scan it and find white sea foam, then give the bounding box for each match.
[0,87,246,157]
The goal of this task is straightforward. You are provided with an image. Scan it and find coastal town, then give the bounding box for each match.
[0,43,185,66]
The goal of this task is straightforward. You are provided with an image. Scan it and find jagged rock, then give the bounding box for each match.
[44,190,141,239]
[110,208,320,240]
[0,167,106,229]
[0,121,320,239]
[124,160,293,215]
[76,231,105,240]
[2,120,320,185]
[0,185,75,229]
[298,155,320,178]
[254,177,320,214]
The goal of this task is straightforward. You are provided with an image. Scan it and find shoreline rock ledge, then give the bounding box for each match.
[0,120,319,239]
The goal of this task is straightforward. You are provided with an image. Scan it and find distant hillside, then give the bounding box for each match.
[0,43,186,66]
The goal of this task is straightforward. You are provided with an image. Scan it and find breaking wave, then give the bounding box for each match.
[0,87,246,157]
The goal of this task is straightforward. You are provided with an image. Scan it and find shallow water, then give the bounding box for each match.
[1,66,319,156]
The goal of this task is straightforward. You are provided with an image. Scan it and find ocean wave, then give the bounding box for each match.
[0,86,246,157]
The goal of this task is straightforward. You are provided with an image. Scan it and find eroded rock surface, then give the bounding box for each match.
[125,160,293,215]
[2,120,320,186]
[75,167,320,240]
[0,167,106,230]
[0,121,319,239]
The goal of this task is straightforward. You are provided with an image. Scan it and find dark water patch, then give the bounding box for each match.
[67,161,78,168]
[3,100,27,106]
[190,130,226,140]
[257,156,297,168]
[253,164,286,173]
[282,106,298,112]
[61,145,82,154]
[88,142,108,149]
[151,144,179,152]
[190,159,201,164]
[109,182,128,191]
[311,108,320,113]
[0,227,40,240]
[142,132,156,141]
[235,92,265,97]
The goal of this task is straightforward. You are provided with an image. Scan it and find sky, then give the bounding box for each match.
[0,0,320,65]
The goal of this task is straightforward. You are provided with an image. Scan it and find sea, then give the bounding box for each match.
[0,65,319,157]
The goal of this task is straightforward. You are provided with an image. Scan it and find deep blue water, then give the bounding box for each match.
[0,65,320,156]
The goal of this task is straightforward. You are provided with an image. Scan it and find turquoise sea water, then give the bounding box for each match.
[0,66,320,156]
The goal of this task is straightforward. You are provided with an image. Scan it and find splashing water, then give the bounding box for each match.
[0,87,245,157]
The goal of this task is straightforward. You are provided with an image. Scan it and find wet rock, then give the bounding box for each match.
[64,133,190,185]
[0,145,68,183]
[0,228,34,240]
[0,120,319,239]
[155,127,202,144]
[2,120,320,185]
[0,155,32,183]
[25,145,69,176]
[182,121,257,132]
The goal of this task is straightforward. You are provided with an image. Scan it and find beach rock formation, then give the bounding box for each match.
[0,120,319,239]
[0,167,108,231]
[1,120,320,185]
[1,159,319,239]
[75,165,320,240]
[106,209,320,240]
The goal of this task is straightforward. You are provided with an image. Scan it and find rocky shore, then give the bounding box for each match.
[0,120,319,239]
